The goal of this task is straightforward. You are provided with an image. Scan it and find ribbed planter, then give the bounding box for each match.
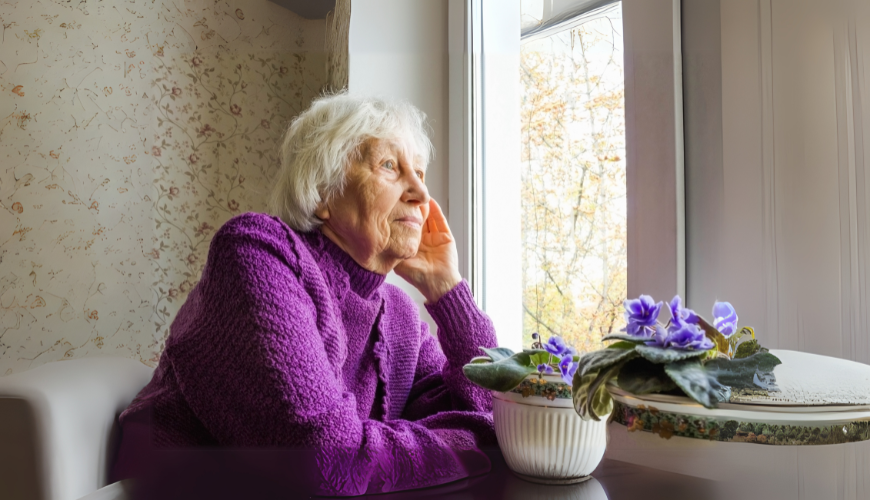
[492,374,608,484]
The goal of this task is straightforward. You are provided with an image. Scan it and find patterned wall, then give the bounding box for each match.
[0,0,326,375]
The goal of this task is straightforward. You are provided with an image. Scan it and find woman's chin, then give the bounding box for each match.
[388,239,421,261]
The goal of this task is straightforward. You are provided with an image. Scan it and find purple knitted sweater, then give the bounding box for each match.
[115,212,498,495]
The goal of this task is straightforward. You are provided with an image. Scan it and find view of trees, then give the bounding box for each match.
[520,7,627,352]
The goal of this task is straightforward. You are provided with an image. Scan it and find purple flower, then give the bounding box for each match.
[537,364,554,375]
[651,324,668,346]
[668,295,699,328]
[543,335,569,356]
[623,295,663,337]
[660,322,714,351]
[558,354,577,385]
[647,320,713,351]
[712,301,738,337]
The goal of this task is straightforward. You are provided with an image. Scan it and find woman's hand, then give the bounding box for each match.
[394,199,462,303]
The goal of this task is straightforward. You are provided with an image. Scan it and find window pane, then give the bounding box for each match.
[520,4,626,352]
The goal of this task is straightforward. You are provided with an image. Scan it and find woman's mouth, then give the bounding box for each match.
[395,216,423,229]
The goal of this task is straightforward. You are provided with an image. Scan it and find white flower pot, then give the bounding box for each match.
[492,374,608,484]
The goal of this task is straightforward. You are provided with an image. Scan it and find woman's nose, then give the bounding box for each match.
[402,172,430,206]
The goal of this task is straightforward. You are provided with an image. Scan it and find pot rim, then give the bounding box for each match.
[524,373,570,384]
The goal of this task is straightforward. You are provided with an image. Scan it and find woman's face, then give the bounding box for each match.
[316,134,430,274]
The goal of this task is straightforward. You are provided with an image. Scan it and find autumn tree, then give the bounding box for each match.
[520,11,627,352]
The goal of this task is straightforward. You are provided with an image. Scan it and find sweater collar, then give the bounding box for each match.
[305,229,386,300]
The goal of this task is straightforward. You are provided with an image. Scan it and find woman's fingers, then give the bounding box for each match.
[426,209,437,234]
[428,199,451,234]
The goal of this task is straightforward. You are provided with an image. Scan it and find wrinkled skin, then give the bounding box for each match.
[316,135,461,303]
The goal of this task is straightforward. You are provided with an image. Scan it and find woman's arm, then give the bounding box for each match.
[401,281,499,423]
[164,216,489,496]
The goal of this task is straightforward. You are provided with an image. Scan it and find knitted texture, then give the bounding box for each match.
[114,213,498,496]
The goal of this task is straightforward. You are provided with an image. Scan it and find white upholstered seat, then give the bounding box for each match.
[0,357,153,500]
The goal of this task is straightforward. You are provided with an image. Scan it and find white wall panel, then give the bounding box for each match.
[714,0,870,362]
[622,0,685,304]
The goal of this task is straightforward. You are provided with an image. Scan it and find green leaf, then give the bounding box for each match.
[635,345,710,364]
[522,349,553,366]
[733,339,767,359]
[479,346,515,362]
[601,333,647,343]
[522,348,550,356]
[697,316,729,354]
[704,352,781,390]
[528,350,553,367]
[617,357,678,395]
[463,352,536,392]
[576,347,638,378]
[607,341,639,350]
[726,328,749,353]
[573,362,621,421]
[586,362,621,420]
[468,356,491,364]
[573,371,598,420]
[664,360,732,408]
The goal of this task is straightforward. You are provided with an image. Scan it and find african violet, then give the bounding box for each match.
[463,295,781,422]
[462,333,579,393]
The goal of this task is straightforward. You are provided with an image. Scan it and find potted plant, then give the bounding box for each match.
[463,334,602,484]
[573,295,780,422]
[463,294,780,484]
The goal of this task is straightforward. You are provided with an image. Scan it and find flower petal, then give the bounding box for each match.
[543,336,568,356]
[558,354,576,384]
[712,301,738,334]
[669,296,683,325]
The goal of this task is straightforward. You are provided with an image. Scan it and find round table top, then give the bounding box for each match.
[730,349,870,407]
[608,350,870,445]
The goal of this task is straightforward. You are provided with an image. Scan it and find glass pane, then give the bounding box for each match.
[520,3,626,352]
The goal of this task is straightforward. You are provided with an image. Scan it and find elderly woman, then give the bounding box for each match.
[112,94,498,496]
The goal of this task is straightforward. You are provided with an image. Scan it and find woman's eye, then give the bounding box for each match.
[382,160,395,171]
[415,170,424,180]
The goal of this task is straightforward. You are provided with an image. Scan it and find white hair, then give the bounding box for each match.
[269,93,433,232]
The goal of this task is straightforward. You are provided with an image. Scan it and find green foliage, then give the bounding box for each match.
[464,331,780,420]
[576,347,638,378]
[479,347,517,362]
[704,352,782,390]
[696,317,729,355]
[664,360,732,408]
[525,349,554,367]
[462,352,537,393]
[572,363,620,421]
[634,345,709,364]
[572,345,638,421]
[617,357,678,395]
[587,362,621,419]
[468,356,492,364]
[601,334,647,344]
[572,371,601,418]
[606,340,640,350]
[733,339,766,359]
[462,347,574,395]
[728,327,756,356]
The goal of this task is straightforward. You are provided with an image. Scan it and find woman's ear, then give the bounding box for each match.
[314,200,330,221]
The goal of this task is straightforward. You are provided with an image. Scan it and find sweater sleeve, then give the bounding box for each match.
[401,281,499,425]
[162,220,490,496]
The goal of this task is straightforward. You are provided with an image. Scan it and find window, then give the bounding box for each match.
[449,0,684,352]
[520,3,626,352]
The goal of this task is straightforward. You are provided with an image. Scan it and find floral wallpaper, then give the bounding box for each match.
[0,0,326,375]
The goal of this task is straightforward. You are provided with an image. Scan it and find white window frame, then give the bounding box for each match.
[447,0,685,350]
